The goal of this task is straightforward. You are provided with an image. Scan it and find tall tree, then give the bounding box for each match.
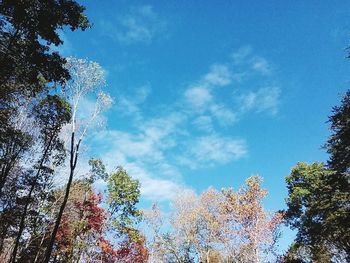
[0,2,90,256]
[284,163,336,262]
[47,165,145,263]
[10,95,71,263]
[324,90,350,257]
[43,58,112,262]
[0,0,89,93]
[326,90,350,174]
[284,91,350,262]
[0,0,89,199]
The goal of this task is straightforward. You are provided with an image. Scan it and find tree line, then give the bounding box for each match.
[0,1,349,262]
[0,1,145,262]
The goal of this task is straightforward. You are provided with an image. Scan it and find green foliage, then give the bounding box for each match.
[285,163,333,257]
[33,95,72,132]
[107,167,142,232]
[326,90,350,175]
[281,242,332,263]
[88,158,108,183]
[0,0,90,92]
[284,91,350,261]
[0,1,90,261]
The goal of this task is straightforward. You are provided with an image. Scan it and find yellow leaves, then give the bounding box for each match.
[144,176,282,262]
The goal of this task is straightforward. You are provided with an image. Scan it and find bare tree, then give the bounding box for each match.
[43,58,112,262]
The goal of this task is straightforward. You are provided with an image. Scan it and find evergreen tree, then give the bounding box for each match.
[284,90,350,261]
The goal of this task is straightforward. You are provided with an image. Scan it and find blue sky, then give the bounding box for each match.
[61,0,350,252]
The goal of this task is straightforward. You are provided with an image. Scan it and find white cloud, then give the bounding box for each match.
[209,104,237,125]
[106,130,165,160]
[184,86,212,109]
[203,64,232,87]
[122,163,183,201]
[118,96,141,116]
[252,57,272,75]
[238,86,281,115]
[192,115,213,132]
[87,48,283,201]
[231,45,252,64]
[96,113,184,163]
[188,135,247,165]
[117,85,151,120]
[101,5,166,44]
[91,113,187,201]
[231,46,273,76]
[183,63,236,126]
[135,85,152,102]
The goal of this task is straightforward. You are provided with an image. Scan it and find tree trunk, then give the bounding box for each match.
[10,136,53,263]
[43,132,80,263]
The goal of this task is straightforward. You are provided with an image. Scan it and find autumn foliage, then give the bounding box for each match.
[51,177,148,263]
[144,176,283,263]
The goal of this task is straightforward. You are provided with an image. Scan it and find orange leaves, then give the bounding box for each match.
[145,176,283,262]
[98,236,148,263]
[99,238,116,257]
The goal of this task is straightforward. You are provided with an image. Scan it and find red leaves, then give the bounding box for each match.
[84,193,106,234]
[54,183,147,262]
[114,238,148,263]
[98,237,148,263]
[55,215,73,254]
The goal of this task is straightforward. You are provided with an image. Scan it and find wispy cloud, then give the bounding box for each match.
[185,86,213,109]
[121,163,183,201]
[209,104,237,125]
[91,113,187,201]
[88,47,281,200]
[232,45,253,64]
[238,86,281,115]
[192,115,213,132]
[100,5,166,44]
[232,45,273,76]
[203,64,232,86]
[116,85,151,121]
[184,64,232,110]
[96,113,184,162]
[251,57,272,75]
[183,63,237,127]
[185,134,247,167]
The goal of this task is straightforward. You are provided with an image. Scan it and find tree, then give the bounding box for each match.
[0,96,72,261]
[114,236,148,263]
[0,0,89,95]
[144,176,283,263]
[284,91,350,261]
[143,203,167,263]
[0,1,90,258]
[326,90,350,174]
[221,176,283,263]
[43,58,112,262]
[324,90,350,255]
[0,0,89,196]
[17,159,145,263]
[107,167,142,235]
[53,181,106,262]
[284,163,336,262]
[9,95,71,263]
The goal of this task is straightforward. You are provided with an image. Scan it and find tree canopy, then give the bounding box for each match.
[283,90,350,262]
